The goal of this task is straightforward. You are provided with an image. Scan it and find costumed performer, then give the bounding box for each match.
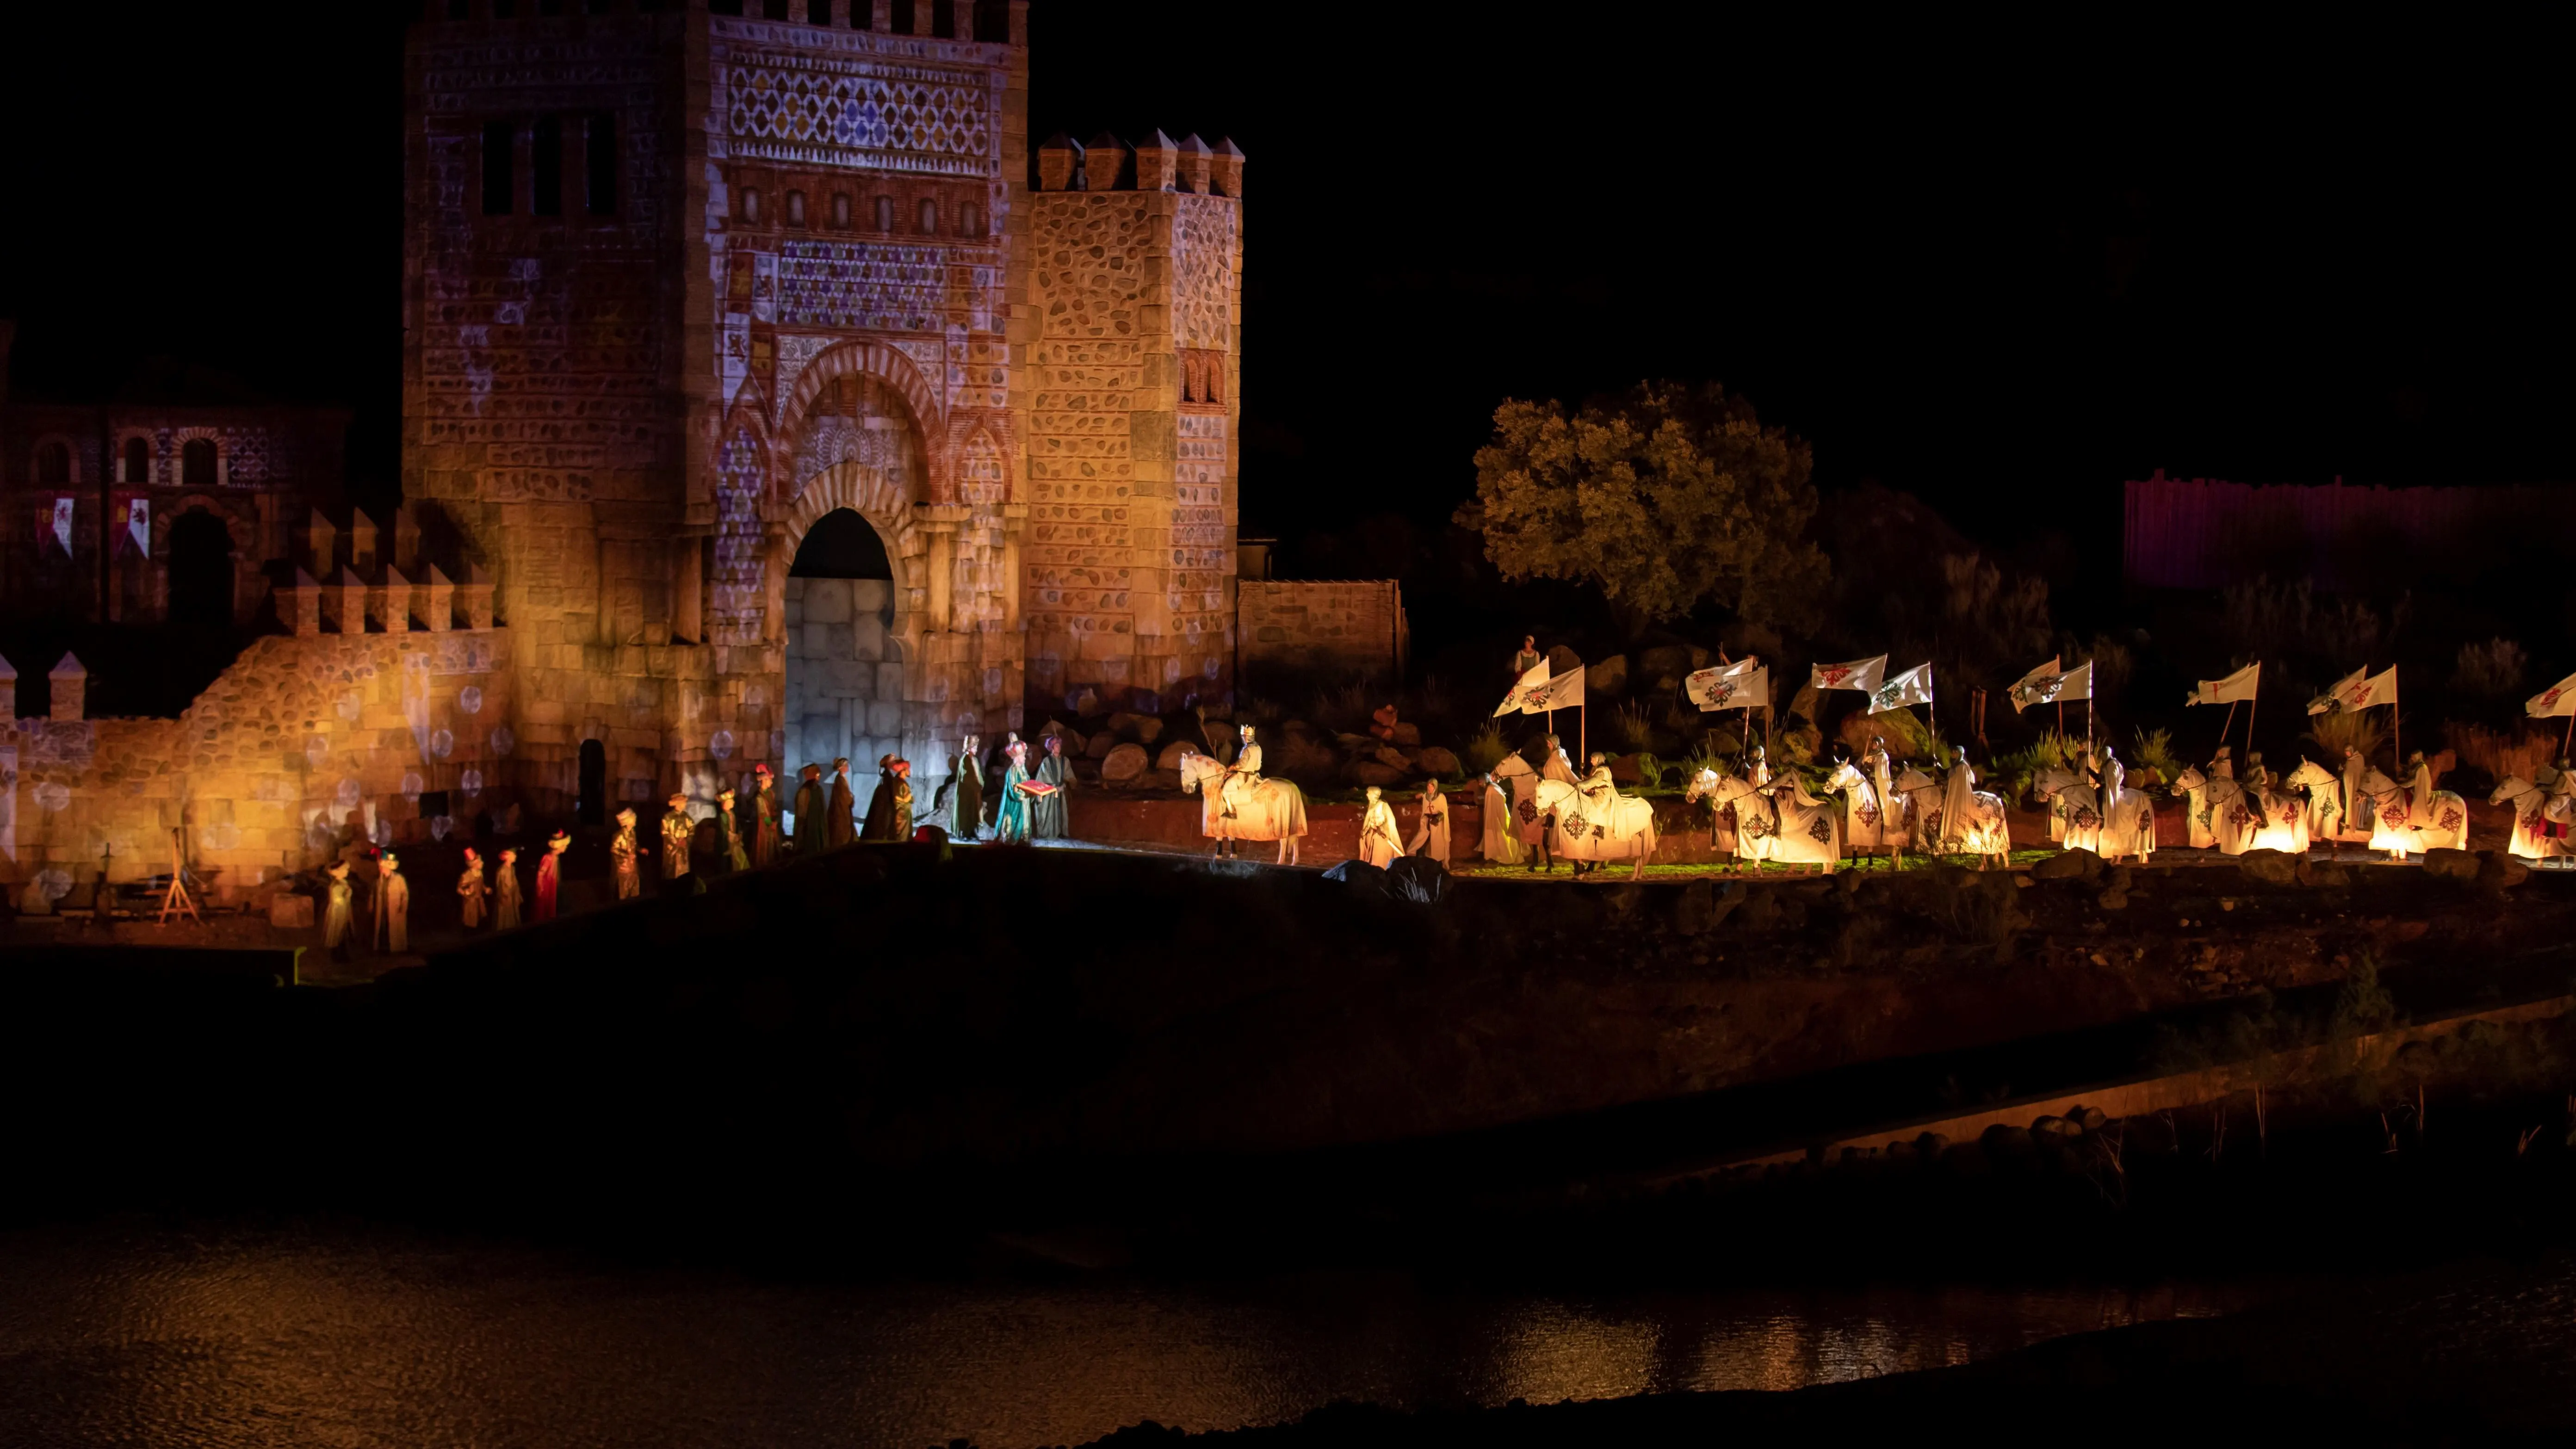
[1512,634,1543,680]
[718,786,749,873]
[1938,743,1980,854]
[861,755,915,841]
[1032,734,1072,838]
[322,860,355,961]
[1219,724,1263,822]
[749,764,781,866]
[659,793,694,892]
[947,732,984,841]
[1406,778,1451,865]
[1358,785,1403,868]
[1480,768,1523,866]
[456,847,487,929]
[994,738,1034,844]
[373,851,410,954]
[535,830,568,921]
[792,763,828,855]
[828,758,858,846]
[611,808,643,901]
[493,847,523,929]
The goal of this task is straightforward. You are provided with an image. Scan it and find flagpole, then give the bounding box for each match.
[2244,679,2258,760]
[2562,708,2574,761]
[2219,699,2238,758]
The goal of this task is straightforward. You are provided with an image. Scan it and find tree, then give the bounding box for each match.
[1455,382,1828,638]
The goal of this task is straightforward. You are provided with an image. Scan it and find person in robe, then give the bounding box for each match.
[373,851,411,954]
[1480,769,1523,866]
[828,759,858,847]
[611,808,643,901]
[1358,785,1403,868]
[985,732,1021,834]
[1502,754,1549,871]
[535,830,569,921]
[1865,736,1905,839]
[1938,743,1980,853]
[1219,724,1263,821]
[658,793,694,893]
[2102,743,2127,808]
[717,787,749,873]
[322,860,355,961]
[493,847,523,929]
[1578,751,1621,812]
[1745,743,1771,786]
[456,848,487,930]
[749,764,782,867]
[792,764,829,855]
[993,738,1034,844]
[2402,750,2439,830]
[1032,734,1073,838]
[2211,745,2235,780]
[2340,746,2371,844]
[2545,759,2576,854]
[1511,634,1543,680]
[1406,778,1451,864]
[1541,733,1579,785]
[861,755,915,841]
[947,733,984,841]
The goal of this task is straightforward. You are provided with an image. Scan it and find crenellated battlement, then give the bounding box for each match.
[1034,130,1243,198]
[410,0,1025,48]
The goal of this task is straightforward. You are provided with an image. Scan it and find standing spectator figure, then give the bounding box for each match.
[456,848,488,929]
[1512,634,1544,680]
[493,847,524,929]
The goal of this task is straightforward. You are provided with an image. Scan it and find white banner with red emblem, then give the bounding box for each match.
[2529,671,2576,718]
[1809,655,1886,694]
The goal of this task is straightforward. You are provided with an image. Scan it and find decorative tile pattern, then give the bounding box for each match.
[723,56,994,177]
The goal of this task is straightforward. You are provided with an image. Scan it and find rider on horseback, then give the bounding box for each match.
[1220,723,1263,820]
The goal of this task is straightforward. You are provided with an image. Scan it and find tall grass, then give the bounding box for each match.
[1614,700,1658,752]
[1462,722,1510,776]
[2132,726,2182,785]
[2302,710,2386,768]
[2449,722,2557,786]
[2452,638,2528,700]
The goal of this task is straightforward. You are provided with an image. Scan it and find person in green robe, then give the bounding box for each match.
[791,763,828,855]
[993,739,1033,844]
[717,786,750,873]
[861,755,915,841]
[1031,734,1072,839]
[947,732,984,841]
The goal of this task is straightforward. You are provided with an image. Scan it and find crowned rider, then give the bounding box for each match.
[1220,723,1263,820]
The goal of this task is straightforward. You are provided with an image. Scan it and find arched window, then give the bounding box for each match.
[123,437,149,484]
[872,195,893,231]
[182,438,218,488]
[786,189,806,227]
[916,198,938,235]
[740,185,762,223]
[959,200,983,237]
[831,192,851,228]
[34,441,70,485]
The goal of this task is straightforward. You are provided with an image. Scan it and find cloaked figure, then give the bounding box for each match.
[1218,724,1263,822]
[717,787,750,873]
[994,739,1034,844]
[1480,769,1523,866]
[373,851,411,954]
[456,847,488,930]
[861,755,915,841]
[792,763,829,856]
[749,764,782,867]
[1358,785,1404,868]
[828,759,858,847]
[611,808,644,901]
[1031,735,1072,839]
[493,847,524,929]
[535,830,569,922]
[1406,778,1451,865]
[322,860,356,961]
[659,793,695,892]
[943,733,984,842]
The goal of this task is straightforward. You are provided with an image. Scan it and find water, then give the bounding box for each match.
[0,1218,2266,1449]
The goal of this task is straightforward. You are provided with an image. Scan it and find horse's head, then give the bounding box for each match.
[2286,758,2335,791]
[1683,768,1719,804]
[1176,749,1214,793]
[2173,765,2206,791]
[2031,765,2077,798]
[2492,775,2537,806]
[1690,769,1752,806]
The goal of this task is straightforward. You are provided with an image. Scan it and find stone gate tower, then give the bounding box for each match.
[402,0,1242,818]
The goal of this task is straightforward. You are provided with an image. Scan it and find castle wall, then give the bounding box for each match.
[1238,580,1407,681]
[1,630,510,902]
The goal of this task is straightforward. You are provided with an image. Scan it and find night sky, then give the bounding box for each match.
[3,6,2567,634]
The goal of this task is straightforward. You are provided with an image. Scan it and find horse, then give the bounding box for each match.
[2242,769,2310,854]
[2490,775,2565,863]
[2351,767,2468,861]
[1752,773,1843,874]
[2032,766,2156,866]
[1176,749,1309,865]
[1531,776,1658,881]
[1686,768,1762,872]
[1929,769,2015,869]
[2284,758,2345,848]
[2171,765,2258,855]
[1822,760,1900,868]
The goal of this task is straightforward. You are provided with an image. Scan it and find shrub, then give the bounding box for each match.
[2132,725,2183,785]
[2452,638,2527,700]
[2302,710,2386,768]
[1461,722,1510,776]
[2448,721,2556,786]
[1614,700,1658,752]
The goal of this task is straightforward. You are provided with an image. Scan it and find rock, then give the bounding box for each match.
[269,893,315,929]
[1072,687,1103,718]
[2423,847,2480,880]
[2478,851,2531,889]
[1916,1131,1952,1157]
[2030,1115,2074,1139]
[1419,746,1461,777]
[1373,744,1410,771]
[1348,760,1405,788]
[1154,740,1199,771]
[1588,654,1629,696]
[1105,711,1148,740]
[1981,1123,2036,1156]
[2074,1106,2109,1131]
[2031,848,2100,881]
[1674,880,1717,935]
[1546,644,1584,678]
[2239,848,2301,885]
[2307,861,2352,888]
[1639,644,1692,682]
[1390,722,1422,747]
[1099,742,1149,784]
[1085,732,1117,759]
[1149,768,1183,792]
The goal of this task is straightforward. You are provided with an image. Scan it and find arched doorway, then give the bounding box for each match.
[784,508,898,802]
[168,509,235,626]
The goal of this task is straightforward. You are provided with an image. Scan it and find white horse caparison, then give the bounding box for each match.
[2490,774,2568,864]
[1530,777,1658,881]
[2284,758,2346,846]
[2352,767,2468,861]
[2031,766,2155,866]
[1176,750,1309,865]
[1686,768,1840,873]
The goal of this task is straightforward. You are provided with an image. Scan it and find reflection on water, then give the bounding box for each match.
[0,1219,2264,1449]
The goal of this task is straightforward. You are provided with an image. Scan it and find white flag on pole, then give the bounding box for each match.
[50,497,74,557]
[2528,671,2576,719]
[1521,663,1586,714]
[1810,656,1887,694]
[2308,667,2366,715]
[1867,663,1934,712]
[1688,665,1769,712]
[2006,656,2062,713]
[126,498,150,556]
[2186,662,2260,707]
[2361,665,2398,708]
[1494,660,1550,717]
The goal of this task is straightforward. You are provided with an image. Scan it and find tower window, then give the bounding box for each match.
[123,437,149,484]
[931,0,954,39]
[959,200,982,237]
[538,0,564,14]
[831,192,852,228]
[872,195,893,231]
[916,198,937,234]
[482,119,515,216]
[786,189,806,227]
[808,0,831,21]
[533,115,563,216]
[585,114,617,216]
[892,0,915,33]
[740,186,762,223]
[492,0,517,15]
[850,0,870,25]
[183,438,217,489]
[35,441,70,485]
[762,0,789,18]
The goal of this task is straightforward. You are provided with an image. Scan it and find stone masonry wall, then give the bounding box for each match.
[1238,580,1406,680]
[1,631,510,905]
[780,574,904,817]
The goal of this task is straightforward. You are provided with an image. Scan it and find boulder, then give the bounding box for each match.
[1915,1131,1952,1157]
[1348,760,1406,788]
[2030,1115,2074,1139]
[1085,732,1117,760]
[1099,742,1150,784]
[2074,1106,2109,1131]
[2238,848,2302,886]
[1072,687,1103,718]
[2307,861,2352,888]
[1105,711,1150,740]
[1418,746,1461,777]
[2031,848,2100,881]
[1545,644,1584,677]
[2477,850,2532,890]
[1390,722,1422,747]
[1609,753,1647,785]
[1588,653,1629,696]
[1149,768,1183,792]
[1980,1123,2036,1157]
[1373,744,1411,771]
[2422,847,2480,880]
[1155,740,1200,771]
[1639,644,1693,682]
